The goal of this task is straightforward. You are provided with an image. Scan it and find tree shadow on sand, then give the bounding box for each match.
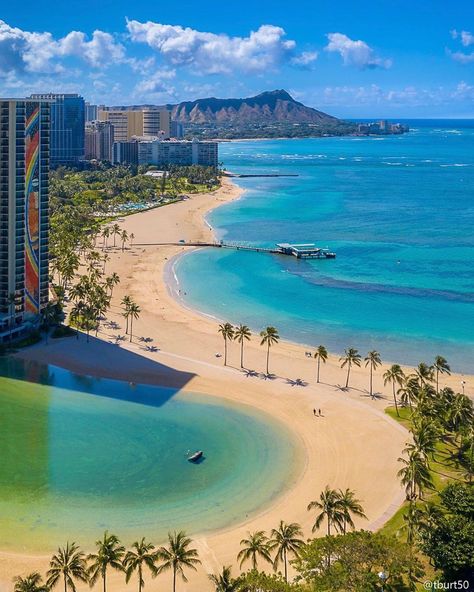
[286,378,308,387]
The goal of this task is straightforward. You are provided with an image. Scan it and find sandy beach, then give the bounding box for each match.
[2,177,471,591]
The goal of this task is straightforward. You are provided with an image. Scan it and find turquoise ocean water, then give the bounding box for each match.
[0,359,299,551]
[175,121,474,372]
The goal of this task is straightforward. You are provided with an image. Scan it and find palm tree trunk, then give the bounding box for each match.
[64,574,67,592]
[317,358,320,383]
[284,549,288,582]
[173,566,176,592]
[393,384,399,416]
[345,365,350,388]
[130,317,133,342]
[240,340,244,368]
[266,343,270,374]
[138,566,142,592]
[370,367,373,398]
[103,570,107,592]
[224,338,227,365]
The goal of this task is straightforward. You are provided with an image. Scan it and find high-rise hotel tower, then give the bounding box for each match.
[0,98,50,342]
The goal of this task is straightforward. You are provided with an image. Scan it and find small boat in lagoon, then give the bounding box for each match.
[188,450,204,463]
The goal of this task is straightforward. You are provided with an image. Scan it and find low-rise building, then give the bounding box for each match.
[112,138,218,168]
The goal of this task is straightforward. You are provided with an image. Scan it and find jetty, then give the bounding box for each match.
[135,240,336,259]
[225,173,299,178]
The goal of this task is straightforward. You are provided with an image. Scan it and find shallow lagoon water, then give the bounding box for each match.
[0,359,300,551]
[175,122,474,372]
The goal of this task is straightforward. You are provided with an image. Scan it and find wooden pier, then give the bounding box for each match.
[135,240,336,259]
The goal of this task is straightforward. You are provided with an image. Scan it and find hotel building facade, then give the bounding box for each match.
[30,93,85,166]
[98,107,172,141]
[0,98,50,342]
[112,138,219,168]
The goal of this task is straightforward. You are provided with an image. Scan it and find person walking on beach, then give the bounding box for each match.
[313,408,316,416]
[318,409,322,416]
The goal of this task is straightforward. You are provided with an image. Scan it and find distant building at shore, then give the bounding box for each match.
[112,138,219,168]
[357,120,409,135]
[98,106,171,141]
[0,98,50,342]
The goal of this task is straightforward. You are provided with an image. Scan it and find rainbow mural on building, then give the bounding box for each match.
[25,103,40,316]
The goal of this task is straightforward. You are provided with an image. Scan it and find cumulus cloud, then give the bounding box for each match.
[134,68,176,96]
[314,82,474,108]
[449,30,474,64]
[0,19,126,75]
[324,33,392,69]
[126,19,296,74]
[451,29,474,47]
[291,51,318,67]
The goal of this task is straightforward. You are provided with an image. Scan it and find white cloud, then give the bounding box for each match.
[0,19,126,75]
[291,51,318,67]
[315,82,474,108]
[451,29,474,47]
[449,50,474,64]
[58,30,126,67]
[134,68,176,98]
[126,19,296,74]
[324,33,392,69]
[449,30,474,64]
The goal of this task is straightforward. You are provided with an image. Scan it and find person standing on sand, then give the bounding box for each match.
[318,409,322,416]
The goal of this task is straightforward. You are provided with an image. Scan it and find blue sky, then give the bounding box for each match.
[1,0,473,117]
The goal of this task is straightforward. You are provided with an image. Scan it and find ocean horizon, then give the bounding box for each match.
[174,120,474,374]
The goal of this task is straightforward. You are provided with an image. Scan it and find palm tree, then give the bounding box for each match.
[102,253,110,275]
[307,486,345,535]
[383,364,405,416]
[130,233,135,247]
[13,573,49,592]
[314,345,328,383]
[412,362,434,387]
[339,348,361,389]
[105,272,120,297]
[408,419,439,459]
[87,531,125,592]
[234,324,251,368]
[433,356,451,393]
[403,500,423,547]
[397,449,433,500]
[112,223,121,248]
[47,542,89,592]
[123,538,158,592]
[237,531,272,571]
[128,302,141,342]
[42,301,57,344]
[218,322,234,366]
[448,393,474,439]
[156,531,201,592]
[269,521,304,582]
[259,326,280,375]
[121,230,129,252]
[337,488,367,534]
[101,227,110,251]
[364,350,381,398]
[207,566,239,592]
[121,295,132,333]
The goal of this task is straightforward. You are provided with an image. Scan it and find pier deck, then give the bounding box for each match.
[135,240,336,259]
